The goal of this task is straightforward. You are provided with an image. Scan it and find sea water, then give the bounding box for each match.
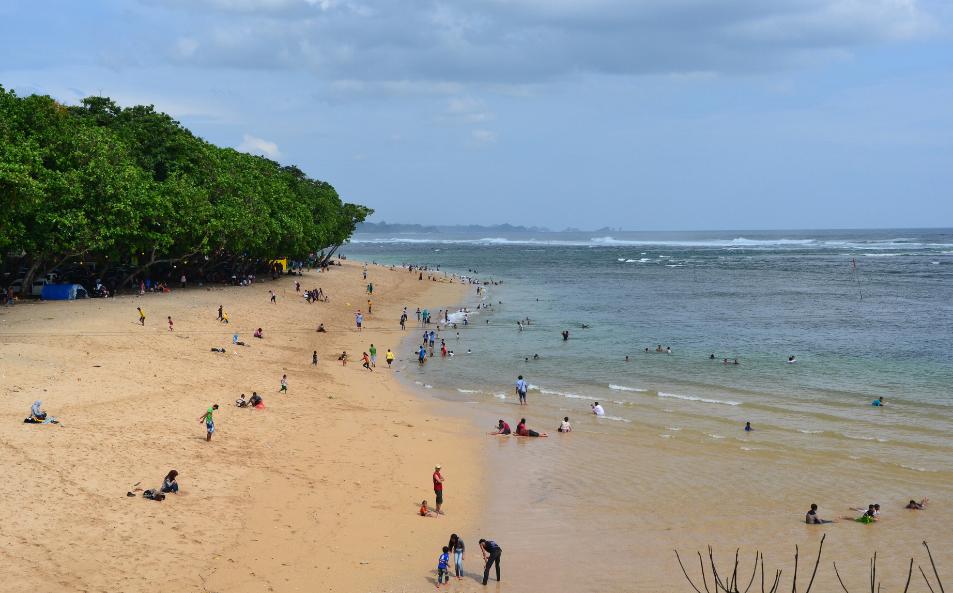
[347,229,953,591]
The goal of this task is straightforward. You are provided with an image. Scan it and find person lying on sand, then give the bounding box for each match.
[906,498,928,509]
[516,419,548,437]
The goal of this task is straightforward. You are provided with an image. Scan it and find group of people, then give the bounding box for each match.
[805,498,928,524]
[488,418,549,437]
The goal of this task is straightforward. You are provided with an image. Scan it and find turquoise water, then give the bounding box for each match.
[348,230,953,472]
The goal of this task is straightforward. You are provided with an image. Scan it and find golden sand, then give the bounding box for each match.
[0,261,484,592]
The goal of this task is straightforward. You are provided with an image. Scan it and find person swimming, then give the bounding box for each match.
[788,356,797,362]
[872,397,885,406]
[745,422,753,431]
[906,497,928,509]
[710,354,716,360]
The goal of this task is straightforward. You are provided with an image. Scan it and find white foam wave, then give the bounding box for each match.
[658,392,741,406]
[660,434,672,438]
[603,415,631,422]
[493,393,506,399]
[609,384,647,392]
[797,429,824,434]
[591,236,816,247]
[899,464,935,472]
[457,389,481,393]
[666,427,682,431]
[844,434,875,440]
[424,385,432,389]
[708,434,725,439]
[740,447,763,450]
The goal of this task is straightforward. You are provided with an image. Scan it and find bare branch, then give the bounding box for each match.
[804,534,826,593]
[833,562,851,593]
[924,542,945,593]
[675,550,703,593]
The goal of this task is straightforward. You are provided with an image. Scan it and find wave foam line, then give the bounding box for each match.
[609,384,647,392]
[658,392,742,406]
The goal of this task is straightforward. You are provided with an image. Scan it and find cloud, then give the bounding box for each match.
[471,129,498,143]
[137,0,938,89]
[438,96,496,123]
[236,134,282,158]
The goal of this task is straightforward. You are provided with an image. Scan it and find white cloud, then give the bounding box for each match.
[237,134,283,158]
[471,129,498,143]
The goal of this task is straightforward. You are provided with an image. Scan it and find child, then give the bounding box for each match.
[222,312,229,324]
[168,316,173,331]
[312,351,318,366]
[280,375,287,392]
[437,546,450,587]
[362,352,373,372]
[420,500,436,517]
[138,307,146,326]
[386,349,395,369]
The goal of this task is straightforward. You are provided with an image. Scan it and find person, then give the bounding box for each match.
[31,400,48,421]
[386,349,395,369]
[168,316,173,331]
[516,418,548,437]
[839,510,878,523]
[254,328,263,339]
[724,359,729,364]
[487,420,511,435]
[222,312,228,324]
[161,470,180,495]
[180,274,186,288]
[449,534,466,580]
[788,356,796,362]
[745,422,753,431]
[656,345,663,352]
[516,375,527,405]
[218,305,223,320]
[362,352,373,371]
[533,354,539,360]
[906,498,928,509]
[419,347,427,364]
[270,291,276,304]
[369,344,377,368]
[872,397,885,406]
[666,347,672,354]
[280,375,288,392]
[355,310,363,331]
[805,504,835,524]
[367,299,372,314]
[248,392,262,408]
[317,324,326,332]
[196,404,219,442]
[734,359,739,365]
[710,354,716,360]
[137,307,145,326]
[558,417,571,432]
[437,546,451,587]
[340,351,348,366]
[561,330,569,340]
[420,500,436,517]
[479,539,502,585]
[592,402,605,416]
[312,351,318,366]
[625,355,629,362]
[433,464,445,515]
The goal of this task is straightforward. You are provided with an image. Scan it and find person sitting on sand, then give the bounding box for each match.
[805,504,836,524]
[488,420,511,435]
[420,500,437,517]
[254,328,262,339]
[558,417,571,432]
[161,470,180,495]
[30,400,48,421]
[248,392,262,408]
[516,418,548,437]
[906,498,928,509]
[317,324,326,332]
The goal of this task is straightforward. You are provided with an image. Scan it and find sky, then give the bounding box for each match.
[2,0,952,231]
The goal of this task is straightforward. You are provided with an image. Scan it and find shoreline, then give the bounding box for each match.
[0,259,486,592]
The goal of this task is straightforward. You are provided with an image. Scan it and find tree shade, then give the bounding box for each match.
[0,86,371,293]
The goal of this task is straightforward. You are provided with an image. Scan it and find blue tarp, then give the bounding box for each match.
[41,284,88,300]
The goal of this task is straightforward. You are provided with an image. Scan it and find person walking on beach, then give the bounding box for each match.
[367,299,372,314]
[386,349,395,368]
[516,376,527,405]
[479,539,502,585]
[222,312,229,323]
[400,313,406,330]
[356,311,363,331]
[137,307,146,326]
[218,305,223,320]
[196,404,219,442]
[449,534,466,580]
[312,351,318,366]
[369,344,377,367]
[270,291,276,304]
[168,316,173,331]
[433,464,445,515]
[280,375,288,392]
[362,352,373,371]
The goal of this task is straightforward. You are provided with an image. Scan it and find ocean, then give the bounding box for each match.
[345,229,953,592]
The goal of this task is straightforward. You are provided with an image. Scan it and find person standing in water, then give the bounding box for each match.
[516,375,527,405]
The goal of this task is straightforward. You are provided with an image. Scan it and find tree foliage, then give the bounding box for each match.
[0,86,372,292]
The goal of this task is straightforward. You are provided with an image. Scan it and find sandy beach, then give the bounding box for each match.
[0,260,486,593]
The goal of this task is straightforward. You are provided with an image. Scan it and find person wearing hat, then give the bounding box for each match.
[433,464,445,515]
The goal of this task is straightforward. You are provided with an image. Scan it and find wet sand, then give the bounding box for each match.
[0,261,486,592]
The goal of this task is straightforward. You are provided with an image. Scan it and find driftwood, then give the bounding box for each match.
[678,539,943,593]
[674,534,825,593]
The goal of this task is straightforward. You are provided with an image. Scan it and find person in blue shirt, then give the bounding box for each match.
[419,347,427,364]
[516,376,527,405]
[745,422,753,431]
[872,397,885,406]
[436,546,450,587]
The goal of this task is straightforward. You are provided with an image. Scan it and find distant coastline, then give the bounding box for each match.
[355,221,624,234]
